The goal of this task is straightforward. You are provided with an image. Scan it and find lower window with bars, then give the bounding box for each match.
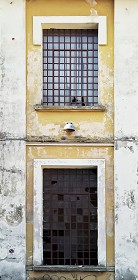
[43,29,98,107]
[43,168,98,266]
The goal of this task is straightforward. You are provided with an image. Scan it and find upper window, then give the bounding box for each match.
[43,29,98,106]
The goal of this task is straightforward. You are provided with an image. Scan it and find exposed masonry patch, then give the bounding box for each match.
[126,191,135,209]
[0,54,5,90]
[27,272,115,280]
[114,139,138,151]
[0,55,5,66]
[6,205,23,225]
[0,167,22,174]
[0,208,6,218]
[128,146,134,153]
[122,190,136,210]
[26,135,114,143]
[0,132,9,140]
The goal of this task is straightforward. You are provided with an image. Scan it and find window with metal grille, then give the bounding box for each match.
[43,29,98,106]
[43,168,97,266]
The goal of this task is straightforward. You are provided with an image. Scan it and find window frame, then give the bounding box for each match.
[32,16,107,109]
[33,158,106,268]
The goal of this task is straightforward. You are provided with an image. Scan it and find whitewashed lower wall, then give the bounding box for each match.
[114,1,138,279]
[0,0,26,279]
[114,141,138,280]
[0,141,26,280]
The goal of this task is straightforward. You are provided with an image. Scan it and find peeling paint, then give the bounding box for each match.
[26,0,114,142]
[27,272,114,280]
[0,55,5,89]
[127,146,134,153]
[27,273,96,280]
[114,1,138,279]
[6,205,23,226]
[0,0,26,278]
[126,191,136,209]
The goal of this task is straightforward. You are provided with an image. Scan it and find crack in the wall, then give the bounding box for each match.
[0,142,6,194]
[0,54,5,90]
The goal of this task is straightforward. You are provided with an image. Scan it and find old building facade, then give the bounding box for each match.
[0,0,137,280]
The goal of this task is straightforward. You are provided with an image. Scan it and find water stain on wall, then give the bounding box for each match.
[6,205,23,225]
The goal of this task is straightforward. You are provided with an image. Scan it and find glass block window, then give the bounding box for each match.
[43,168,98,266]
[43,29,98,106]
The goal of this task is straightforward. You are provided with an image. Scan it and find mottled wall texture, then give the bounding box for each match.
[0,0,138,280]
[26,0,114,280]
[114,0,138,279]
[0,0,26,280]
[26,0,114,143]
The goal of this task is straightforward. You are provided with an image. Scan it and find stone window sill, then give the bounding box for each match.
[34,104,106,112]
[26,265,115,272]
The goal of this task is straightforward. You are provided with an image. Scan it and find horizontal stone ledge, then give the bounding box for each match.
[34,104,106,112]
[114,137,138,142]
[26,142,114,147]
[26,265,115,272]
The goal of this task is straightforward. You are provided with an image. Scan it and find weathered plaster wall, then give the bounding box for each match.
[114,0,138,279]
[26,0,114,143]
[26,0,114,279]
[0,0,26,279]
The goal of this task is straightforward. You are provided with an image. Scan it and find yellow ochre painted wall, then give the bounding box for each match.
[26,0,114,142]
[26,146,114,279]
[26,0,114,279]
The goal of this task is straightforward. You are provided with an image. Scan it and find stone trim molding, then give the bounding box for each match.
[33,158,106,266]
[34,104,106,112]
[33,16,107,45]
[27,265,114,272]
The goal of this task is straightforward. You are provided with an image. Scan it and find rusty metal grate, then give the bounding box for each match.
[43,29,98,106]
[43,168,98,265]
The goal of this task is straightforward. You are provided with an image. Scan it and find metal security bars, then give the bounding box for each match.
[43,168,98,266]
[43,29,98,106]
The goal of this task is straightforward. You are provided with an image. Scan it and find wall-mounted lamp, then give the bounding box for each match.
[64,122,75,132]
